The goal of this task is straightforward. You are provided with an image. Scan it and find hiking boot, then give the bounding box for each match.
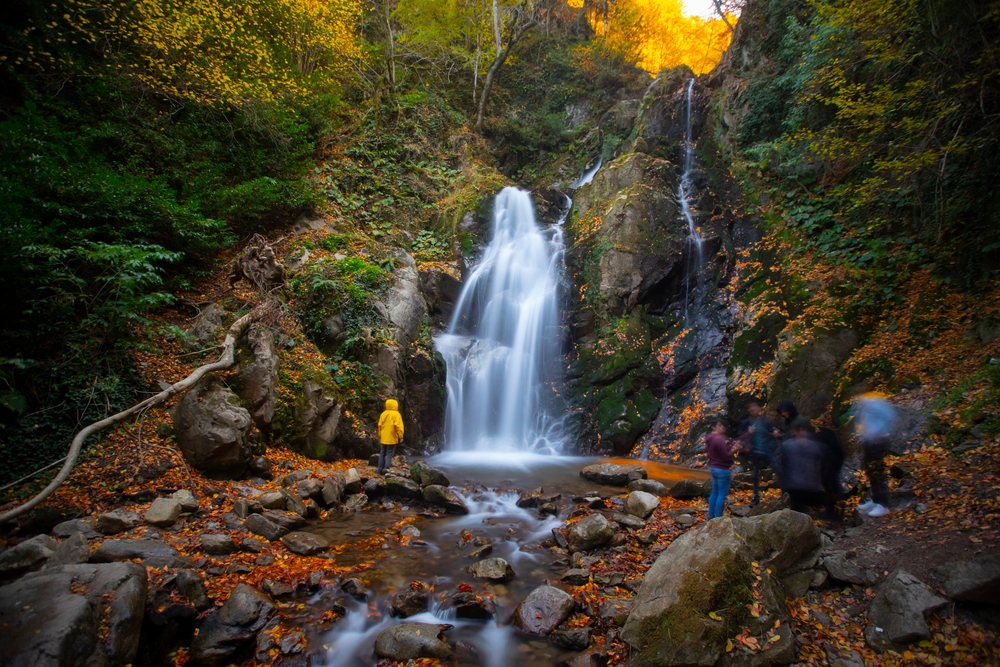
[867,504,890,518]
[749,497,760,508]
[857,500,876,513]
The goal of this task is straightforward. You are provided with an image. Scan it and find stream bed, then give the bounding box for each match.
[299,453,706,666]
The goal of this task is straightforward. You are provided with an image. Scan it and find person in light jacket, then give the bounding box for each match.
[377,398,404,475]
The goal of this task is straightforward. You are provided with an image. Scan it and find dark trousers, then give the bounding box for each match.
[863,439,890,507]
[749,452,774,503]
[788,489,829,514]
[377,444,394,473]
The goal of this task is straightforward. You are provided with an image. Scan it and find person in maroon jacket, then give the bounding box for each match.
[705,419,735,519]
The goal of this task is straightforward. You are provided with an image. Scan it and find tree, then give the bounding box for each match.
[475,0,538,132]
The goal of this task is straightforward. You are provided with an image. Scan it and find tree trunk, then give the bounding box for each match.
[713,0,735,32]
[475,19,535,133]
[492,0,503,52]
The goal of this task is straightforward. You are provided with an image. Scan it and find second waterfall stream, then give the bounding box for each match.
[435,187,567,453]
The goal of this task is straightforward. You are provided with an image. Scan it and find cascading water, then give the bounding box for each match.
[573,155,603,188]
[679,78,704,317]
[435,187,567,453]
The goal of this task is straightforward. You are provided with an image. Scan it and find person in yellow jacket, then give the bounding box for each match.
[376,398,404,475]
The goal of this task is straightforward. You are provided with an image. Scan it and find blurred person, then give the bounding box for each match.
[781,417,831,515]
[737,400,781,507]
[853,393,897,518]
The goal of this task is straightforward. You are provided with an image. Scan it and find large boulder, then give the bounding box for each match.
[0,534,56,580]
[580,463,647,486]
[0,562,147,667]
[391,590,430,618]
[865,569,947,653]
[237,325,279,434]
[403,349,447,442]
[295,380,343,461]
[621,510,818,666]
[628,479,669,496]
[567,513,614,552]
[190,583,276,666]
[512,585,577,635]
[384,475,422,499]
[384,252,428,345]
[422,484,469,514]
[373,622,452,661]
[419,266,463,325]
[931,554,1000,603]
[173,375,253,479]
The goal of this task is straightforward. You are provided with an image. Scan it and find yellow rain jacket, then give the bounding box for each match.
[378,399,404,445]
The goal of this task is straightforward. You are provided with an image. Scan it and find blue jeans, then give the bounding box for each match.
[377,445,394,473]
[708,468,732,519]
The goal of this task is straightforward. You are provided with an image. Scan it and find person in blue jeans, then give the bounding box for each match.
[705,420,735,520]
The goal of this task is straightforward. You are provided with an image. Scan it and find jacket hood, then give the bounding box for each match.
[776,400,798,419]
[385,399,399,411]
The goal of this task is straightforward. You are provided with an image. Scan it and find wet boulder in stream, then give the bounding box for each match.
[512,585,577,635]
[445,591,497,620]
[468,557,515,582]
[374,622,453,661]
[410,460,450,487]
[580,463,647,486]
[422,484,470,514]
[391,589,430,618]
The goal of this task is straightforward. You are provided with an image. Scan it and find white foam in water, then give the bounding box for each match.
[436,187,567,453]
[573,155,603,188]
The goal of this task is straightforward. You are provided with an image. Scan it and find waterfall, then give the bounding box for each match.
[435,187,567,453]
[573,155,603,188]
[679,78,704,316]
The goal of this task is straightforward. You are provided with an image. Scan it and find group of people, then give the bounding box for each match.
[704,394,897,521]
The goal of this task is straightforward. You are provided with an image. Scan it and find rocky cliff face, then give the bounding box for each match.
[561,70,763,460]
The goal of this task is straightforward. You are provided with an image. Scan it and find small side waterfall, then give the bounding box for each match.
[679,78,704,316]
[573,155,603,188]
[435,187,567,453]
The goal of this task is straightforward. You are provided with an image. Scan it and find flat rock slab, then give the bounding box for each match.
[52,518,101,540]
[932,555,1000,603]
[580,463,647,486]
[512,584,576,635]
[0,562,147,667]
[611,512,647,530]
[281,531,330,556]
[91,539,178,563]
[824,553,880,587]
[627,479,669,496]
[374,622,453,661]
[97,509,142,535]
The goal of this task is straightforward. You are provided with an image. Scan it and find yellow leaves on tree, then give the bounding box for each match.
[582,0,734,75]
[28,0,361,106]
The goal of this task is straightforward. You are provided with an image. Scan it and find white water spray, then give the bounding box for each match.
[436,187,567,452]
[679,78,704,316]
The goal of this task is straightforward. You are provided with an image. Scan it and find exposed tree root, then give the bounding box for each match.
[0,302,274,524]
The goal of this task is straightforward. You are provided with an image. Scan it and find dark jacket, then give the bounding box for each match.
[781,436,824,493]
[706,433,734,469]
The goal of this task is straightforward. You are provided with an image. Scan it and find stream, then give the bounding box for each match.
[309,454,705,666]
